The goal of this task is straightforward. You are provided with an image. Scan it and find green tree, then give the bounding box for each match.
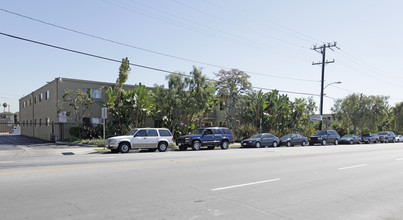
[392,102,403,134]
[215,69,252,132]
[332,93,389,134]
[264,90,291,136]
[57,89,93,123]
[152,67,216,138]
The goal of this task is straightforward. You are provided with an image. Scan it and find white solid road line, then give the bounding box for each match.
[338,164,368,170]
[0,161,14,164]
[212,178,280,191]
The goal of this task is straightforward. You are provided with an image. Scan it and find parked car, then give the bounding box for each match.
[176,127,234,151]
[361,133,379,144]
[339,134,362,144]
[241,133,279,148]
[378,131,396,143]
[309,130,340,145]
[106,128,175,153]
[280,133,308,147]
[396,135,403,142]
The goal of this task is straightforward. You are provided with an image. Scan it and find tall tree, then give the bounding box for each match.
[215,69,252,132]
[152,67,216,137]
[392,102,403,134]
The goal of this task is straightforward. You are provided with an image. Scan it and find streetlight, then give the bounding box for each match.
[319,81,341,130]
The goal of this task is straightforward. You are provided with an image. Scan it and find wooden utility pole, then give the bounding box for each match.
[312,42,339,130]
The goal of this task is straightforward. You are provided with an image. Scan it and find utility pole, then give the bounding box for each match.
[312,42,339,130]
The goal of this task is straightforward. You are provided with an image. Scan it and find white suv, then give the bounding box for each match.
[106,128,174,153]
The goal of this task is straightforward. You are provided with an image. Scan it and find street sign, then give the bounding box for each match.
[101,107,108,119]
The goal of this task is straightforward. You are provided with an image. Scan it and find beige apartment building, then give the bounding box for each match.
[19,77,226,141]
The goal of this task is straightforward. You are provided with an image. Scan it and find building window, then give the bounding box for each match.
[220,101,225,111]
[45,90,50,100]
[39,119,42,126]
[34,119,37,126]
[90,89,102,99]
[46,118,50,126]
[39,93,43,102]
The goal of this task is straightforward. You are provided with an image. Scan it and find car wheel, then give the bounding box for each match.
[255,142,261,148]
[350,140,353,145]
[301,141,306,146]
[321,139,327,146]
[207,146,215,150]
[157,142,168,152]
[192,140,201,151]
[221,140,229,150]
[358,141,361,144]
[178,145,187,151]
[334,139,339,145]
[286,141,291,147]
[272,141,278,147]
[118,142,130,153]
[148,148,157,152]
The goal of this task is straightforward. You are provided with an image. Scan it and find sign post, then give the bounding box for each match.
[101,107,108,148]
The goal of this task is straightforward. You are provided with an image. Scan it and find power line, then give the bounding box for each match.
[0,31,321,98]
[0,7,319,83]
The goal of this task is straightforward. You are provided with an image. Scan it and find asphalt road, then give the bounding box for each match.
[1,143,403,219]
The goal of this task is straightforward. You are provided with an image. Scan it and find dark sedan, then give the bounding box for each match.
[241,133,279,148]
[340,134,362,144]
[280,133,308,147]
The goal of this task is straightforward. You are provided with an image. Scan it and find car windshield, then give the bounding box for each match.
[379,132,388,135]
[191,129,204,135]
[362,134,370,137]
[250,134,262,139]
[342,134,353,138]
[315,131,327,135]
[126,129,138,136]
[281,134,292,139]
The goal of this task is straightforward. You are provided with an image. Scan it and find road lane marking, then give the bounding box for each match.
[396,158,403,161]
[338,164,367,170]
[212,178,280,191]
[0,161,14,164]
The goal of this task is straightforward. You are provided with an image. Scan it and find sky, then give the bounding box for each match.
[1,0,403,114]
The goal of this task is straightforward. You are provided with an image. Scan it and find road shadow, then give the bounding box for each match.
[0,134,50,146]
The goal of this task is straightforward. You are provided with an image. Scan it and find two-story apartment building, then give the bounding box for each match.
[19,77,226,141]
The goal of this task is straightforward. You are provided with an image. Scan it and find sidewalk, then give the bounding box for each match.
[0,143,101,157]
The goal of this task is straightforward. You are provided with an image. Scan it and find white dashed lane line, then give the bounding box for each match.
[212,178,280,191]
[338,164,368,170]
